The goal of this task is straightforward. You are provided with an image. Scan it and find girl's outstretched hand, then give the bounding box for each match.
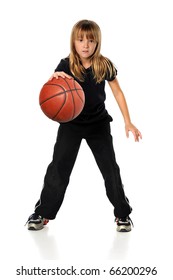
[125,123,142,142]
[49,71,73,80]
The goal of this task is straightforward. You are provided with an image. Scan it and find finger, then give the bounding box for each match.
[135,131,142,142]
[135,130,142,141]
[55,73,72,79]
[49,73,59,80]
[132,131,138,142]
[135,131,138,141]
[126,128,129,138]
[64,74,73,79]
[138,131,142,139]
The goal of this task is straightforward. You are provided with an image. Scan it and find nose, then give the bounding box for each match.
[83,40,89,48]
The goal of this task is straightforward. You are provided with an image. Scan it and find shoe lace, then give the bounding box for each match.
[115,216,134,227]
[24,213,41,226]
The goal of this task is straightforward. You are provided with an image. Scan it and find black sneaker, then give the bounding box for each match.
[116,216,133,232]
[26,213,49,230]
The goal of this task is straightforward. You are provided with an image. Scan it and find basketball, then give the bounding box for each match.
[39,77,85,122]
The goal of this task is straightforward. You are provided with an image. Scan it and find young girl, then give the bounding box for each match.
[27,19,142,232]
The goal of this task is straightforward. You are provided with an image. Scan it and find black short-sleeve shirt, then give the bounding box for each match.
[55,57,117,124]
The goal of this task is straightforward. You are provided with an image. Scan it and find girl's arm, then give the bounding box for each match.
[108,78,142,142]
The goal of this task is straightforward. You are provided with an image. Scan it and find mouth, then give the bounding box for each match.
[82,50,89,54]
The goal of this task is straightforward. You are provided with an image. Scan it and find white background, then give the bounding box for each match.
[0,0,173,279]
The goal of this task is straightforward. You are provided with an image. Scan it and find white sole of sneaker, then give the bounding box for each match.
[28,223,44,230]
[117,225,131,232]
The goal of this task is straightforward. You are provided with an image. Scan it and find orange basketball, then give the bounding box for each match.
[39,77,85,122]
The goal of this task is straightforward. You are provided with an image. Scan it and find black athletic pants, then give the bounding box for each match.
[35,120,132,219]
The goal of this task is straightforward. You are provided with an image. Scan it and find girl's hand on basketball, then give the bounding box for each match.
[49,71,73,80]
[125,123,142,142]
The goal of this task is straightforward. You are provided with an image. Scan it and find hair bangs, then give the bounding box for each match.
[76,29,96,41]
[74,20,99,43]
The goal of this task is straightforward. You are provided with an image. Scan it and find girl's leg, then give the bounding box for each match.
[86,122,132,218]
[35,124,82,219]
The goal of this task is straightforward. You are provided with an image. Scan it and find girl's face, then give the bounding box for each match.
[74,33,97,61]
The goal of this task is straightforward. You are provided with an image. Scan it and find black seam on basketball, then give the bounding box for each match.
[52,92,67,120]
[70,91,76,119]
[62,77,71,90]
[64,78,84,119]
[74,89,84,103]
[71,79,84,103]
[44,83,67,91]
[65,78,84,119]
[40,89,82,105]
[63,78,75,119]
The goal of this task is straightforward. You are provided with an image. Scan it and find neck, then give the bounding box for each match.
[80,58,92,69]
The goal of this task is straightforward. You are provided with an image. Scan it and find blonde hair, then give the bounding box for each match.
[69,19,116,83]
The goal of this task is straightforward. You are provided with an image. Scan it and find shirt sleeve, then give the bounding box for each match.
[54,58,70,74]
[105,60,118,81]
